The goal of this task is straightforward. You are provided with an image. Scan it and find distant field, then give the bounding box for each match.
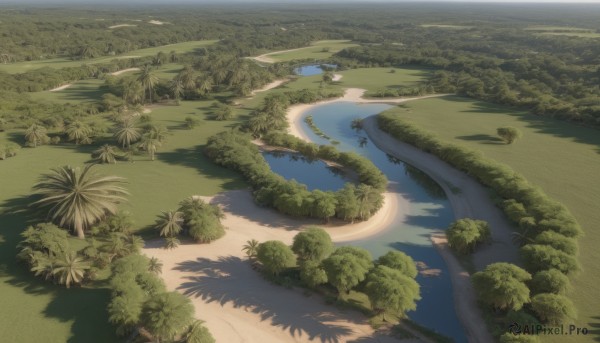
[257,40,358,62]
[525,25,600,38]
[0,100,246,342]
[383,96,600,342]
[420,24,473,29]
[337,67,430,94]
[0,40,217,74]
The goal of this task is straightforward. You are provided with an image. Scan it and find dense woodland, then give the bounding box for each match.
[2,3,600,342]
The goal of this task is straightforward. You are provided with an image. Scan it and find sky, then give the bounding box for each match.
[3,0,600,3]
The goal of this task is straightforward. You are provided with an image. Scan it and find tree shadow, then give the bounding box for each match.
[210,190,318,230]
[0,195,120,342]
[589,316,600,342]
[175,255,357,343]
[456,134,504,145]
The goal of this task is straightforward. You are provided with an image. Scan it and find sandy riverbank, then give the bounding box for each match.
[143,190,412,343]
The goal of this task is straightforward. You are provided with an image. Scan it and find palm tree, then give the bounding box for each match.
[139,135,162,161]
[137,65,159,103]
[155,211,184,237]
[33,165,128,239]
[25,123,49,147]
[66,120,92,145]
[242,239,259,259]
[93,144,119,164]
[248,114,270,137]
[197,77,213,95]
[149,257,163,275]
[115,119,141,149]
[164,236,180,250]
[52,251,90,288]
[146,125,168,142]
[169,78,184,101]
[178,66,197,90]
[125,234,144,254]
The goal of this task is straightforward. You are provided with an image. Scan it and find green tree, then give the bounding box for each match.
[66,120,92,145]
[309,191,337,222]
[521,244,579,274]
[364,265,421,321]
[292,227,334,262]
[376,250,418,278]
[138,65,159,103]
[242,239,260,259]
[115,119,141,149]
[169,78,184,101]
[446,218,491,255]
[335,184,360,221]
[25,123,49,147]
[322,71,334,83]
[33,165,128,239]
[472,263,531,311]
[93,144,119,164]
[322,246,373,298]
[184,320,215,343]
[141,291,194,342]
[155,210,184,238]
[299,260,328,288]
[185,116,200,129]
[530,269,570,295]
[497,127,522,144]
[531,293,577,325]
[52,251,90,288]
[256,240,296,276]
[139,134,162,161]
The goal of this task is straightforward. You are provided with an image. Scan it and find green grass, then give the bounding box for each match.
[0,99,246,342]
[29,79,107,104]
[336,67,430,94]
[524,25,600,38]
[0,40,217,74]
[420,24,473,30]
[259,40,358,62]
[384,95,600,342]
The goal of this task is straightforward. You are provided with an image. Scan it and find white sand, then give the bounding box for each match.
[143,190,408,343]
[49,84,72,92]
[148,20,167,25]
[332,74,343,82]
[250,79,288,97]
[253,47,308,63]
[108,24,137,29]
[110,67,140,76]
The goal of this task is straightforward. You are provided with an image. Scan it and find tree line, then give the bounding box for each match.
[378,113,581,338]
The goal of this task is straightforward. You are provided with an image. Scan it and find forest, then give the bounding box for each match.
[1,2,600,343]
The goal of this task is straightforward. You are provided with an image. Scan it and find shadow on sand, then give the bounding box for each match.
[175,255,359,343]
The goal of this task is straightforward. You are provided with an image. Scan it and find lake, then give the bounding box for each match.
[294,64,337,76]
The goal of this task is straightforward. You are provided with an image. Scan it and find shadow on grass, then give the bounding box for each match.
[175,255,354,343]
[0,196,120,342]
[456,134,504,144]
[589,316,600,342]
[449,95,600,151]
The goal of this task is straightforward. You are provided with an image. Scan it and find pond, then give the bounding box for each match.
[262,151,351,191]
[288,101,467,342]
[294,64,337,76]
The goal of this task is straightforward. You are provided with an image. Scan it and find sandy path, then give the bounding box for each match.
[253,47,310,63]
[108,24,137,29]
[49,84,72,92]
[110,67,140,76]
[250,79,288,96]
[144,190,411,343]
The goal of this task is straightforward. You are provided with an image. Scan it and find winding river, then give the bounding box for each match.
[266,101,467,342]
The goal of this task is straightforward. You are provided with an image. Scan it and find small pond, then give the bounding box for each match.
[262,151,350,191]
[294,64,337,76]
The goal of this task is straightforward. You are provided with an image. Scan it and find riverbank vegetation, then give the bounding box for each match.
[377,112,583,337]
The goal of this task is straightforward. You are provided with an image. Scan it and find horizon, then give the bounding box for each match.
[3,0,600,4]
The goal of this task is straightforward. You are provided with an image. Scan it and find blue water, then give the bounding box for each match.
[262,151,351,191]
[294,64,337,76]
[278,102,467,342]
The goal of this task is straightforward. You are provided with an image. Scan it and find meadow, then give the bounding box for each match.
[258,40,358,62]
[0,100,246,342]
[524,25,600,38]
[0,40,217,74]
[335,67,430,94]
[383,96,600,341]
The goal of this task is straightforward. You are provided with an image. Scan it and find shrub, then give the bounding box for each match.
[446,218,490,255]
[472,263,531,311]
[530,269,570,295]
[531,293,577,325]
[256,240,296,276]
[497,127,523,144]
[521,244,579,275]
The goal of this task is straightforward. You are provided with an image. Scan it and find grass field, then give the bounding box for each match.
[0,40,217,74]
[259,40,358,62]
[383,96,600,342]
[524,25,600,38]
[420,24,473,29]
[336,67,430,94]
[0,100,246,342]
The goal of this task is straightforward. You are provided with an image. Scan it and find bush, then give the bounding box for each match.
[530,269,570,295]
[292,227,334,262]
[256,240,296,276]
[530,293,577,325]
[472,263,531,311]
[497,127,523,144]
[446,218,490,255]
[376,250,418,278]
[521,244,579,275]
